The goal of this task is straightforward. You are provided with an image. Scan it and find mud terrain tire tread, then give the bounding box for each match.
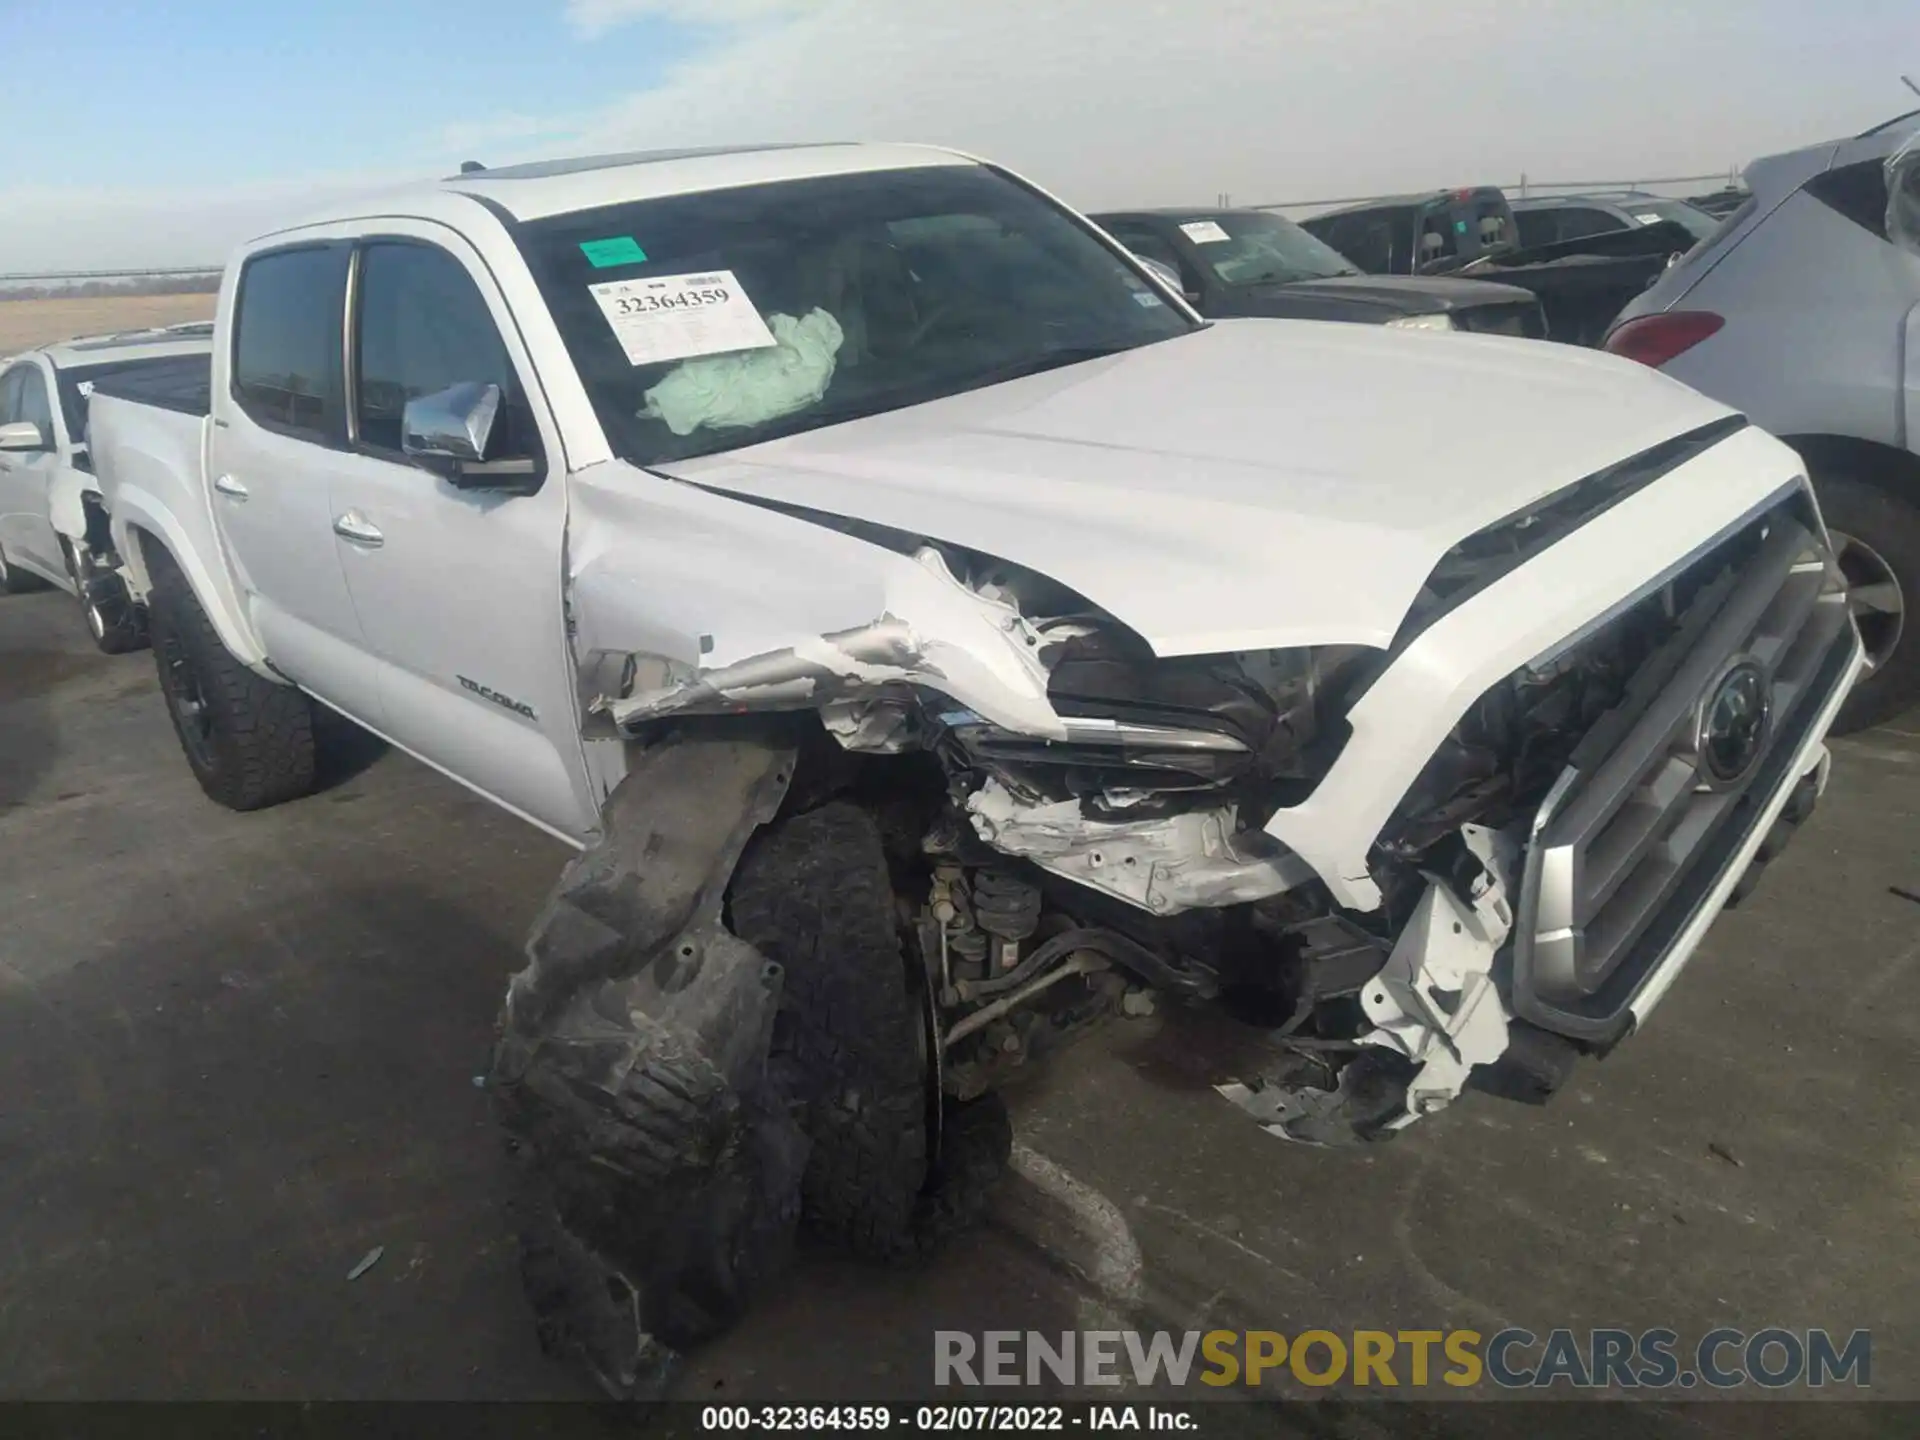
[146,548,315,810]
[729,800,1011,1264]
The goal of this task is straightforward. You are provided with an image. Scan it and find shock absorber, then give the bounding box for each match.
[971,868,1042,973]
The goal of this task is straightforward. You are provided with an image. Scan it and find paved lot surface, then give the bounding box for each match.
[3,585,1918,1431]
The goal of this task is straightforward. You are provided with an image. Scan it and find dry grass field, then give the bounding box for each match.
[0,292,217,353]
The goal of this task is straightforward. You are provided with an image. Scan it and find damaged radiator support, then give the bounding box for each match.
[1215,825,1520,1145]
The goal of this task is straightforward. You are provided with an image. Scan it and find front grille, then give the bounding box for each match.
[1508,495,1856,1042]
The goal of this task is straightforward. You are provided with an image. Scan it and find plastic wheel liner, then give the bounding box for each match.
[489,727,806,1398]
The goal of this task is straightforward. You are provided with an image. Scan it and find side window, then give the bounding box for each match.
[1805,157,1893,241]
[1513,210,1557,248]
[1555,208,1628,241]
[1106,224,1181,272]
[1318,215,1392,273]
[0,366,24,425]
[1415,208,1457,267]
[232,246,350,441]
[353,242,535,460]
[1103,224,1202,293]
[15,366,54,445]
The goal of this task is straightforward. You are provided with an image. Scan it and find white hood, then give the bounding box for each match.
[660,319,1736,655]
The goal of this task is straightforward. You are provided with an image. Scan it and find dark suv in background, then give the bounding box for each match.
[1300,186,1518,274]
[1092,206,1546,336]
[1509,191,1722,249]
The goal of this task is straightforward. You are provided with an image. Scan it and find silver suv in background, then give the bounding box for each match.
[1606,112,1920,733]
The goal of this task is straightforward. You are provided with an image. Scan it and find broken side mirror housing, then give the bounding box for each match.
[401,381,537,491]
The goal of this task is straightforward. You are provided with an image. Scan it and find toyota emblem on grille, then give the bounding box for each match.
[1695,658,1772,788]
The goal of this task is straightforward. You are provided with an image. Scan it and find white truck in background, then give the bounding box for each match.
[0,324,212,649]
[88,141,1861,1398]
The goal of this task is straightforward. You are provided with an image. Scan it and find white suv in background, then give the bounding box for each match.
[0,323,213,650]
[1607,112,1920,733]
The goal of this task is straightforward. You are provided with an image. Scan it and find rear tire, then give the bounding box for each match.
[145,548,315,810]
[729,801,1011,1264]
[1816,472,1920,734]
[0,541,49,594]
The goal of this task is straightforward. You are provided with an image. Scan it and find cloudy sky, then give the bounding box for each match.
[1,0,1914,273]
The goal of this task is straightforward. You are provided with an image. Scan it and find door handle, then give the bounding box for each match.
[213,473,249,500]
[332,510,384,548]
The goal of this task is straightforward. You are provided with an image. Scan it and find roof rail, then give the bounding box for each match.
[1858,106,1920,137]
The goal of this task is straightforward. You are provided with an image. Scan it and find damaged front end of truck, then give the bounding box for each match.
[555,430,1851,1136]
[494,430,1858,1392]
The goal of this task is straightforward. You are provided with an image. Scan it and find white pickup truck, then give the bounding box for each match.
[90,142,1862,1396]
[0,324,212,649]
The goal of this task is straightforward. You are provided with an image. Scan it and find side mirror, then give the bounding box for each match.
[1132,254,1183,291]
[400,381,535,491]
[0,420,47,452]
[402,381,499,465]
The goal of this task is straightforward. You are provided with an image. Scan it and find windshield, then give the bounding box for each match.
[1625,199,1721,242]
[514,164,1196,466]
[1176,211,1360,286]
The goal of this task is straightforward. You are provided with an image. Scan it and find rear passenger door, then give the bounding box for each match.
[324,231,596,840]
[211,244,386,727]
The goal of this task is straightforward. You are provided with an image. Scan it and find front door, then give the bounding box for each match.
[325,229,595,840]
[208,243,385,728]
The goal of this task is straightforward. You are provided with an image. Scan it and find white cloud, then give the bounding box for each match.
[6,0,1913,272]
[565,0,823,37]
[556,0,1904,214]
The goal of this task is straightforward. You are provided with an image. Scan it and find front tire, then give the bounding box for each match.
[729,801,1011,1264]
[145,549,315,810]
[1817,472,1920,734]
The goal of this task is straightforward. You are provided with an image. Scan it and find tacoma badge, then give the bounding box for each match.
[458,675,538,721]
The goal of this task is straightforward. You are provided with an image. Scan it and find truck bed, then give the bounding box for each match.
[85,353,212,418]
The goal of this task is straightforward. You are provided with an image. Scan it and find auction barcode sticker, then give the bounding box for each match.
[589,269,777,366]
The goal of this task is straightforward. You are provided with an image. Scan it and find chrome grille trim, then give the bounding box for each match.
[1509,497,1856,1043]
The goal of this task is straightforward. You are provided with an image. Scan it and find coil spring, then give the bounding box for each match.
[971,867,1042,942]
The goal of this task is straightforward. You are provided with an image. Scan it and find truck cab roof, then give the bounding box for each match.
[261,142,983,241]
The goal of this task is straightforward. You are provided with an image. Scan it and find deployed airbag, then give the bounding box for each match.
[641,308,845,436]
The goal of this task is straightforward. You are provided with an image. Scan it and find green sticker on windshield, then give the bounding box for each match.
[580,236,649,268]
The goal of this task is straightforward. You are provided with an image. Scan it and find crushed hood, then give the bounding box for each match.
[658,319,1736,655]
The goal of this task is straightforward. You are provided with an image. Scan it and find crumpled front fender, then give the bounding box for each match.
[565,460,1068,740]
